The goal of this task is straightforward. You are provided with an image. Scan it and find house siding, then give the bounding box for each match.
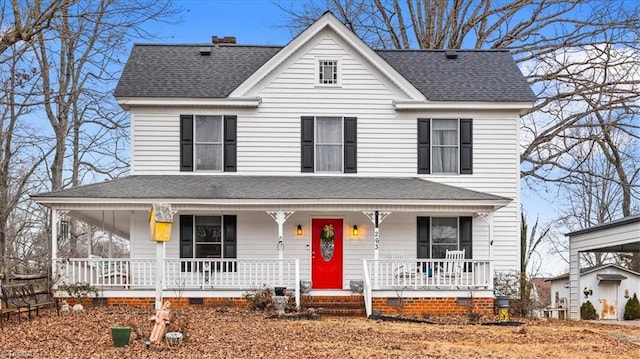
[129,210,492,290]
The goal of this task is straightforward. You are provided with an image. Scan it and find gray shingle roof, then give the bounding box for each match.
[377,50,535,102]
[33,175,509,202]
[114,44,535,102]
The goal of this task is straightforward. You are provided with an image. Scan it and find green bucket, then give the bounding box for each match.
[111,327,131,347]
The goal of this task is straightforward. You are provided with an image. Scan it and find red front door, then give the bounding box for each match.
[311,218,343,289]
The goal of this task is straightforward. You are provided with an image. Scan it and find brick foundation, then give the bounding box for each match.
[372,297,494,316]
[61,295,494,317]
[62,297,250,309]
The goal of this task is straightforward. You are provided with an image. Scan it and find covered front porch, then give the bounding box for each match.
[53,256,493,316]
[33,175,509,316]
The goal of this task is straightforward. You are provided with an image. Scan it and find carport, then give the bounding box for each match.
[567,215,640,320]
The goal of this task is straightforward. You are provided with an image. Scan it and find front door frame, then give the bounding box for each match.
[310,217,344,289]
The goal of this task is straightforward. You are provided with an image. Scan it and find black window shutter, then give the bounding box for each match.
[179,215,194,271]
[223,116,237,172]
[459,216,472,259]
[417,216,430,259]
[301,116,315,172]
[417,216,431,272]
[460,119,473,174]
[223,215,237,272]
[344,117,357,173]
[417,118,430,174]
[180,115,194,172]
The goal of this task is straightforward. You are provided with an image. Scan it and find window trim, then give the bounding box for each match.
[315,58,342,87]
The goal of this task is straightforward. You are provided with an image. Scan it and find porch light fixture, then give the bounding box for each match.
[352,225,359,236]
[296,225,303,236]
[58,219,69,241]
[583,287,592,299]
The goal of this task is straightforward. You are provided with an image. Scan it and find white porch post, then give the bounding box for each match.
[51,208,58,282]
[477,211,494,289]
[363,211,391,289]
[267,211,294,286]
[155,241,164,310]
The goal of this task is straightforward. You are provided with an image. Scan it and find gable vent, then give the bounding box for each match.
[199,47,212,56]
[445,50,458,59]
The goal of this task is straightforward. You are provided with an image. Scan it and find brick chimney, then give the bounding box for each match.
[212,36,237,45]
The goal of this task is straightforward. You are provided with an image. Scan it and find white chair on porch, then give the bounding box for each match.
[390,251,415,281]
[439,249,465,287]
[89,255,129,288]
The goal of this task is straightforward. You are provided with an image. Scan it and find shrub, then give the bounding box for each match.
[623,293,640,320]
[580,301,598,320]
[243,285,296,312]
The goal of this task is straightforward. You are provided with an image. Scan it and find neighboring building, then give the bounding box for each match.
[566,214,640,320]
[32,12,534,316]
[548,264,640,320]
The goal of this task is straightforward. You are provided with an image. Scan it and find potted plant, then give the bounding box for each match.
[111,326,131,347]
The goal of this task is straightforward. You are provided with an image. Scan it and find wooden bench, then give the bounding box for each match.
[0,283,59,328]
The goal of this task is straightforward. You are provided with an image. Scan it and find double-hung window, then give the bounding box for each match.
[431,120,458,174]
[417,118,472,175]
[417,216,472,260]
[316,117,343,172]
[180,114,237,172]
[179,215,237,272]
[195,116,223,171]
[194,216,222,258]
[301,116,357,173]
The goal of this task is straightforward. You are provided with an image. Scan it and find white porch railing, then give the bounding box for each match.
[362,258,491,316]
[53,258,301,306]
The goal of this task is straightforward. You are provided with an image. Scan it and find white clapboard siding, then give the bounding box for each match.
[128,210,495,290]
[127,29,521,273]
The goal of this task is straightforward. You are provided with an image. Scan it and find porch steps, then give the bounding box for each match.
[301,295,366,317]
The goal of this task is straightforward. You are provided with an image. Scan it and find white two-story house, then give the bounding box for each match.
[33,12,534,317]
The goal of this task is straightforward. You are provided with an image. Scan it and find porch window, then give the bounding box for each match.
[417,216,472,259]
[179,215,237,271]
[195,216,222,258]
[431,218,458,258]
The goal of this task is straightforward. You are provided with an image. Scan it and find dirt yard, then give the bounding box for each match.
[0,307,639,358]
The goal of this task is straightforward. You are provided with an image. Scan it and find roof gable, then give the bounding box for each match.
[229,12,425,101]
[113,13,535,103]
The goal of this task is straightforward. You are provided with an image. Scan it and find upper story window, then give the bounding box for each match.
[195,116,223,171]
[316,117,342,172]
[180,114,237,172]
[432,120,458,173]
[317,60,339,86]
[301,116,357,173]
[417,118,472,175]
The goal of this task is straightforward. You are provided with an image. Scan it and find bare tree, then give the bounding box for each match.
[0,0,74,57]
[31,0,177,255]
[281,1,640,271]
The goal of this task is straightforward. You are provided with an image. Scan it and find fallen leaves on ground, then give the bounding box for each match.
[0,307,639,358]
